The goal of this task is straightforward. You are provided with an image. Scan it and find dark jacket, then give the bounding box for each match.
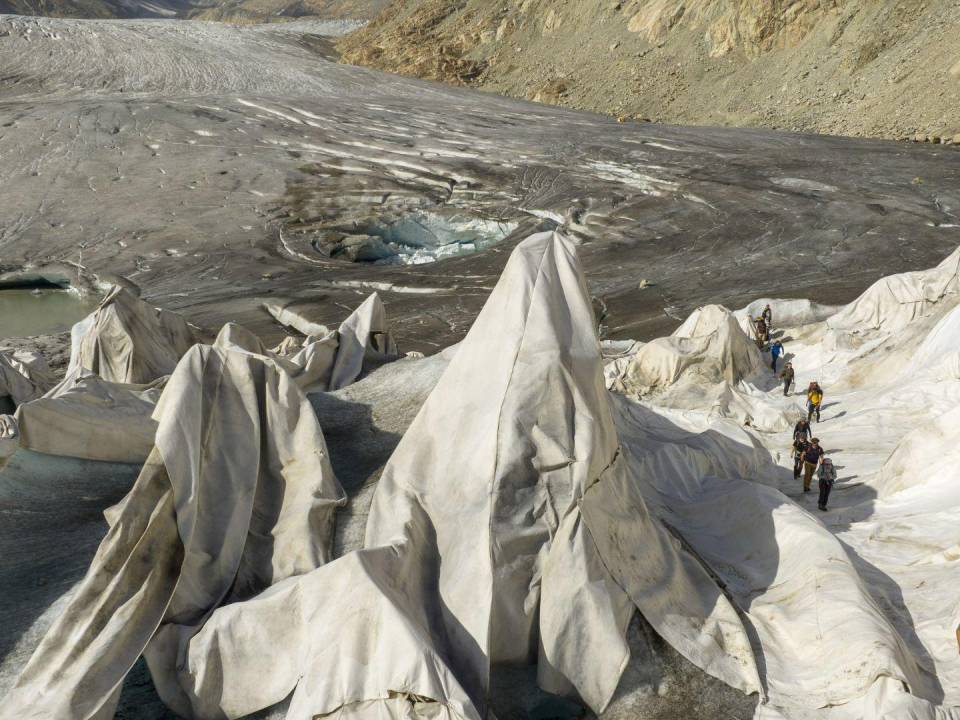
[803,445,824,465]
[793,421,811,440]
[792,439,809,457]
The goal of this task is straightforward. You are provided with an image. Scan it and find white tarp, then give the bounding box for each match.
[0,293,398,466]
[13,368,164,463]
[2,344,346,720]
[0,232,761,719]
[607,304,802,432]
[69,285,198,384]
[214,292,398,393]
[606,249,960,719]
[827,245,960,335]
[0,348,54,407]
[5,233,960,720]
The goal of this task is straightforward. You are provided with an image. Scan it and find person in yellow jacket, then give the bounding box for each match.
[807,381,823,422]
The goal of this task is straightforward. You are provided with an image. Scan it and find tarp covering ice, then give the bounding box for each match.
[4,233,960,720]
[69,285,198,384]
[0,292,398,466]
[605,249,960,719]
[827,245,960,336]
[607,304,801,432]
[13,368,164,463]
[216,292,398,392]
[0,232,761,719]
[2,343,346,719]
[0,347,54,408]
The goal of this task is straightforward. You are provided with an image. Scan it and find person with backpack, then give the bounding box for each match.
[792,436,810,480]
[762,304,773,329]
[817,457,837,511]
[754,316,768,348]
[802,437,824,492]
[793,418,811,442]
[770,341,784,373]
[779,361,794,395]
[807,382,824,422]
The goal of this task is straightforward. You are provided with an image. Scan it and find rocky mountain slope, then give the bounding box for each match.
[188,0,386,24]
[339,0,960,141]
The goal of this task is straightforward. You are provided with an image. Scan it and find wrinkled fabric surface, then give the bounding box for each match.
[214,292,397,393]
[1,345,345,720]
[0,347,54,407]
[69,286,197,384]
[608,304,802,432]
[4,233,960,720]
[13,368,164,463]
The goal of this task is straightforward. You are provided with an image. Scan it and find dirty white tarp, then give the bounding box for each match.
[608,249,960,719]
[0,348,54,407]
[2,344,346,720]
[69,285,198,384]
[5,234,960,720]
[0,232,760,719]
[608,304,802,432]
[13,368,165,463]
[1,292,398,466]
[215,292,397,392]
[827,245,960,335]
[138,231,759,717]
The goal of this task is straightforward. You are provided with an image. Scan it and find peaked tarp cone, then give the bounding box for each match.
[365,231,761,710]
[69,285,197,384]
[150,230,759,718]
[1,344,345,720]
[613,303,764,392]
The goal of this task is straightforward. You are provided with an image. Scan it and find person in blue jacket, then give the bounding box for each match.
[770,340,784,372]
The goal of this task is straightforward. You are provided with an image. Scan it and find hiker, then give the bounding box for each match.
[779,361,794,396]
[807,381,824,422]
[817,457,837,511]
[792,435,810,480]
[770,341,784,372]
[754,316,768,348]
[762,304,772,329]
[793,418,811,442]
[801,437,824,492]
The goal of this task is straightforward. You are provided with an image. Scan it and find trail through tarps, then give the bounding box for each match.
[602,249,960,719]
[1,344,346,720]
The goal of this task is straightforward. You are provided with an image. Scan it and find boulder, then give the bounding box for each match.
[332,234,397,262]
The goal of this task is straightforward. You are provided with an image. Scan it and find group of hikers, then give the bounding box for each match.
[752,304,835,510]
[791,419,836,511]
